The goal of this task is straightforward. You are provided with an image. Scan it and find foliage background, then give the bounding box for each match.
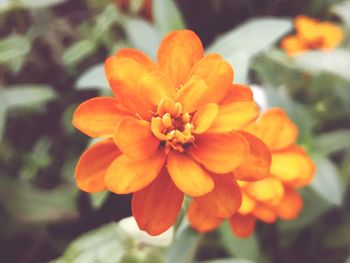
[1,0,350,262]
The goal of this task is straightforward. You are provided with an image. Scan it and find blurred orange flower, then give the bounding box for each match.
[72,30,266,235]
[115,0,152,20]
[281,15,343,55]
[187,108,316,238]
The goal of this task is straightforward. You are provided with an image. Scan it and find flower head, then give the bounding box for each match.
[187,108,315,238]
[281,15,343,56]
[73,30,264,235]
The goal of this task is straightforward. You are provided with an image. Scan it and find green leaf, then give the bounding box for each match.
[207,18,292,83]
[75,63,109,90]
[331,0,350,28]
[0,89,7,142]
[63,40,96,66]
[0,177,76,224]
[313,129,350,155]
[120,248,164,263]
[3,85,58,111]
[294,49,350,82]
[153,0,185,35]
[218,221,260,262]
[166,223,201,263]
[90,191,109,210]
[52,223,132,263]
[310,155,343,206]
[92,4,121,42]
[0,34,31,72]
[124,17,162,59]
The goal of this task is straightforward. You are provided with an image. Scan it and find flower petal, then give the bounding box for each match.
[105,57,150,118]
[158,30,204,87]
[132,168,184,235]
[190,54,234,104]
[187,200,223,233]
[73,97,126,138]
[234,131,271,181]
[257,108,298,151]
[244,177,284,205]
[229,214,256,238]
[194,174,242,218]
[138,71,176,109]
[280,35,305,56]
[105,150,166,194]
[275,187,303,220]
[114,116,160,160]
[115,48,158,71]
[221,84,254,104]
[207,101,259,133]
[75,139,121,192]
[190,132,249,174]
[167,152,214,196]
[238,192,256,214]
[252,203,276,223]
[193,103,219,134]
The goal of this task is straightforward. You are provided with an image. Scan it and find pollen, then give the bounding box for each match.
[151,97,195,153]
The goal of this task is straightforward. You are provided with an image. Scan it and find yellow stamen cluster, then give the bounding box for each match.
[151,97,195,153]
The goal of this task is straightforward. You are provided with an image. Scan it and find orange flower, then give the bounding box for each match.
[187,108,316,238]
[73,30,266,235]
[281,15,343,55]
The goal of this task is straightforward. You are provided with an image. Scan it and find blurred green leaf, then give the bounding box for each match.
[310,155,343,206]
[90,191,108,210]
[153,0,185,35]
[124,17,162,59]
[218,221,260,262]
[207,18,292,83]
[92,4,121,42]
[0,177,77,224]
[3,85,58,112]
[53,223,132,263]
[166,224,201,263]
[19,0,67,9]
[75,63,109,90]
[63,40,96,66]
[0,89,7,141]
[331,0,350,28]
[294,49,350,82]
[120,248,164,263]
[313,130,350,155]
[323,222,350,249]
[0,34,31,72]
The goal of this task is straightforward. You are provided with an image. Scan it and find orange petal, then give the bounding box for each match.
[207,101,259,133]
[271,145,315,187]
[193,103,219,134]
[190,54,234,105]
[319,22,343,49]
[275,187,303,220]
[187,200,223,233]
[295,15,319,42]
[252,203,276,223]
[132,168,184,235]
[73,97,126,138]
[280,35,305,56]
[229,214,256,238]
[115,48,158,71]
[138,71,176,109]
[221,84,254,104]
[257,108,298,151]
[194,174,242,218]
[189,132,249,174]
[234,131,271,182]
[75,139,121,192]
[244,177,284,205]
[114,116,160,160]
[104,150,165,194]
[238,192,256,214]
[175,75,210,113]
[167,152,214,196]
[158,30,204,87]
[105,57,150,118]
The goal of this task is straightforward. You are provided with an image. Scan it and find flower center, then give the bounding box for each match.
[306,37,324,50]
[151,97,195,153]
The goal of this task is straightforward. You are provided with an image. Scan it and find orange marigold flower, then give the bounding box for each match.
[72,30,266,235]
[281,15,343,55]
[187,108,316,238]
